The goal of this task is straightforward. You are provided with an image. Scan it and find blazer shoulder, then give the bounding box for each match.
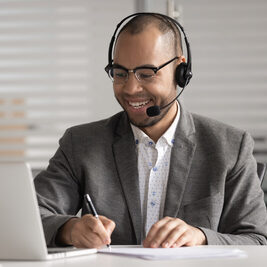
[190,113,254,159]
[191,112,248,142]
[189,113,255,174]
[65,111,125,137]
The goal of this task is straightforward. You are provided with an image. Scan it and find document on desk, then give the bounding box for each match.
[98,245,247,260]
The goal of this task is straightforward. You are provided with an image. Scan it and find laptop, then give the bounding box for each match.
[0,162,97,260]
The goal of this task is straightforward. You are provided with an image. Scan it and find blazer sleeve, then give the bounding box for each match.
[199,132,267,245]
[34,129,82,247]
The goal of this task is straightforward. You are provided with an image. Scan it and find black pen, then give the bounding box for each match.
[84,193,111,248]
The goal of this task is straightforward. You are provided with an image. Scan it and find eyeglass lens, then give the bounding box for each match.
[110,68,155,83]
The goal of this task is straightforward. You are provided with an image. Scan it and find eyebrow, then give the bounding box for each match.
[112,63,126,69]
[113,62,156,69]
[139,64,156,68]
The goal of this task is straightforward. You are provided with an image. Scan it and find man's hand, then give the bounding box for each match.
[57,214,115,248]
[143,217,206,248]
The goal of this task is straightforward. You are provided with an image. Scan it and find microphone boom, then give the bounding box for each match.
[146,86,186,117]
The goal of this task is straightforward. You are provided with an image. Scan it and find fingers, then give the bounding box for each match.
[143,217,175,247]
[73,232,103,248]
[162,224,188,248]
[143,217,206,248]
[101,215,116,236]
[87,215,111,244]
[70,214,116,248]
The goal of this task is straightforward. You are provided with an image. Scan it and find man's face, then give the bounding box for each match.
[113,26,179,128]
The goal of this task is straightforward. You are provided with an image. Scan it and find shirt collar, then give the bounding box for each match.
[130,101,180,147]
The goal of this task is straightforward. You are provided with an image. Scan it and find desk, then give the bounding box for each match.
[0,246,267,267]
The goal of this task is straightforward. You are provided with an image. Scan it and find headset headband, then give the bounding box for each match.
[106,12,192,80]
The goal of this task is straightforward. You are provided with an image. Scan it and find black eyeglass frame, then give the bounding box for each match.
[105,56,178,82]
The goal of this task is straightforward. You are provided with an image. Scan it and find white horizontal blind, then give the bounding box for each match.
[179,0,267,164]
[144,0,267,164]
[0,0,134,169]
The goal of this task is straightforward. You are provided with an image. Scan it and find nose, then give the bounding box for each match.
[123,72,143,95]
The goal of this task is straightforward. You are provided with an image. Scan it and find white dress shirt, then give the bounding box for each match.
[131,102,180,240]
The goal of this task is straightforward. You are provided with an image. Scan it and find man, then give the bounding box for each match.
[34,13,267,249]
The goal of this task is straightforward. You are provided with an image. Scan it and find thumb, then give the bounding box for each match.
[100,216,116,235]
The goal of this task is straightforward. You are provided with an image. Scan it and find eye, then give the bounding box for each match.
[136,69,155,80]
[113,68,127,79]
[139,73,153,79]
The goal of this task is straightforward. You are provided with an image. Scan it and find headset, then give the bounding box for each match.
[105,12,193,117]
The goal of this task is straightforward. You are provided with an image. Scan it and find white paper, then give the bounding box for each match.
[98,245,247,260]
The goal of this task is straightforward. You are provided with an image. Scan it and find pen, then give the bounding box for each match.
[84,193,111,249]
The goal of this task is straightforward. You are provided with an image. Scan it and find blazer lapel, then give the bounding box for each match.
[164,105,197,218]
[112,113,142,244]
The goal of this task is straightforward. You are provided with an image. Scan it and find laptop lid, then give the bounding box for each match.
[0,162,49,260]
[0,162,97,260]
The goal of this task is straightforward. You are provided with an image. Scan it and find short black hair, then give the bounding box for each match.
[116,14,183,56]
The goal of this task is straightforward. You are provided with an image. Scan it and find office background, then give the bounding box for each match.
[0,0,266,203]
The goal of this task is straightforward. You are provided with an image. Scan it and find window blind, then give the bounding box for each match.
[144,0,267,165]
[179,0,267,164]
[0,0,134,169]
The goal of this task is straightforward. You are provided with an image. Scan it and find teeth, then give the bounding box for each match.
[129,100,150,108]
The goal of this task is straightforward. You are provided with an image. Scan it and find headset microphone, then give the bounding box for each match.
[146,105,161,117]
[146,85,186,117]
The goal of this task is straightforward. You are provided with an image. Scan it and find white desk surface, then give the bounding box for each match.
[0,246,267,267]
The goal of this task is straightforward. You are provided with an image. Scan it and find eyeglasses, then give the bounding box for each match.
[105,56,178,84]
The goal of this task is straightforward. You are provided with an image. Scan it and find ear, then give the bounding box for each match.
[174,55,188,88]
[180,56,186,63]
[174,56,186,70]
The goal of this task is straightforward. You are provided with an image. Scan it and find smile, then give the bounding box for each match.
[128,100,150,109]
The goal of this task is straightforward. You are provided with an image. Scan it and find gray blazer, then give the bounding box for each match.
[34,104,267,246]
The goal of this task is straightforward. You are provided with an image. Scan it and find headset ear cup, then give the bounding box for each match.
[175,62,188,88]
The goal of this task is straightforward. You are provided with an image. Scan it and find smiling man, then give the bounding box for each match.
[112,24,179,142]
[34,13,267,249]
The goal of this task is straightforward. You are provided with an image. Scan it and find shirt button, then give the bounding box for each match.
[150,201,156,207]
